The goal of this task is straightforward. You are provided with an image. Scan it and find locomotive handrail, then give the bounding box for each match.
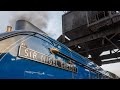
[49,47,102,74]
[56,51,113,78]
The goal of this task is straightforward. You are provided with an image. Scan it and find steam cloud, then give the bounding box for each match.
[9,11,49,30]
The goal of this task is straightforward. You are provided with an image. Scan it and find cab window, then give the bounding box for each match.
[22,34,53,56]
[0,35,29,59]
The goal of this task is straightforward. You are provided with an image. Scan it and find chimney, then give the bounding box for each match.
[6,26,12,32]
[15,20,47,35]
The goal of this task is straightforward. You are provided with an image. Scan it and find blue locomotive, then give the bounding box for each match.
[0,20,119,79]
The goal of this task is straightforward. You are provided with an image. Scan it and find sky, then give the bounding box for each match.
[0,11,120,77]
[0,11,64,39]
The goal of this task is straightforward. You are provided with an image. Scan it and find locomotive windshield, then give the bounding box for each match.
[0,32,33,60]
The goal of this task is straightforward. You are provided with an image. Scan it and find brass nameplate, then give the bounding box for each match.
[18,45,78,73]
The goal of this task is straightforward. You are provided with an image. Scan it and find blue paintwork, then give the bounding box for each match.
[0,31,118,79]
[0,53,72,79]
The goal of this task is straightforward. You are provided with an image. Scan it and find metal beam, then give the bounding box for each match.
[78,42,120,53]
[109,33,117,40]
[102,59,120,65]
[104,36,120,50]
[64,24,120,47]
[100,52,120,60]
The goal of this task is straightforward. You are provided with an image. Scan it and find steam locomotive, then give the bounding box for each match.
[0,20,119,79]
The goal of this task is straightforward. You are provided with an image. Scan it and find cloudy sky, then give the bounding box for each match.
[0,11,64,39]
[0,11,120,77]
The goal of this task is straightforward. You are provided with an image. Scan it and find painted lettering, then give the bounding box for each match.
[33,51,37,59]
[25,48,29,57]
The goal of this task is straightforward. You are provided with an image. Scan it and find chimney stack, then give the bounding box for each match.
[7,26,12,32]
[15,20,47,35]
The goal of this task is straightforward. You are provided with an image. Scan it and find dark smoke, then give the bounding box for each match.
[9,11,49,30]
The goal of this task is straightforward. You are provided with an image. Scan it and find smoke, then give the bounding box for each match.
[9,11,49,30]
[8,11,64,40]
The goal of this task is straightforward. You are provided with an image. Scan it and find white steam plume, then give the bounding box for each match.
[9,11,49,30]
